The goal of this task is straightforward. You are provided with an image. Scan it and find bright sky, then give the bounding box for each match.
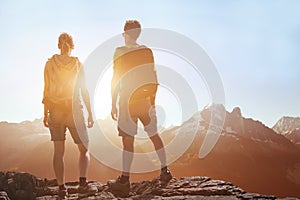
[0,0,299,127]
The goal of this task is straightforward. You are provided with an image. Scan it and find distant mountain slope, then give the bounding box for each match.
[272,116,300,145]
[285,128,300,144]
[0,106,300,198]
[272,116,300,135]
[163,105,300,198]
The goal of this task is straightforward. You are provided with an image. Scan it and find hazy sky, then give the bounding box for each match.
[0,0,299,127]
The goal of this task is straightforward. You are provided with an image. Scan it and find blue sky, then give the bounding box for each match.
[0,0,299,127]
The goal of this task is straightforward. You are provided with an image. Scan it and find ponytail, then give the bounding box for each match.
[61,41,71,55]
[58,33,74,54]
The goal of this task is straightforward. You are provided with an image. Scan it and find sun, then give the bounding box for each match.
[94,66,113,120]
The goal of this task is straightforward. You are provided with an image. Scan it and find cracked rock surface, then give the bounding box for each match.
[0,171,279,200]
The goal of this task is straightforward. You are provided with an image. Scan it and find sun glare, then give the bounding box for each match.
[93,49,209,128]
[93,65,183,128]
[94,66,113,120]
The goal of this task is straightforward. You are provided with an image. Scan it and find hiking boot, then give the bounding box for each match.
[58,188,68,199]
[107,176,130,197]
[78,182,98,196]
[160,168,172,183]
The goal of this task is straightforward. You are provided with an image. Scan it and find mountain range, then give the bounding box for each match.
[0,105,299,198]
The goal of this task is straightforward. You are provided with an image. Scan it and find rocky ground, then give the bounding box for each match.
[0,171,283,200]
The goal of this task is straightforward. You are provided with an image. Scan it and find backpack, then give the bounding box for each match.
[115,46,158,104]
[43,55,81,111]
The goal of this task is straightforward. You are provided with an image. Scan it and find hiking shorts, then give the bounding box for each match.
[48,105,89,144]
[118,98,158,137]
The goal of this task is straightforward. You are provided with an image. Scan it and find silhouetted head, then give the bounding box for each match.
[123,20,141,42]
[58,33,74,55]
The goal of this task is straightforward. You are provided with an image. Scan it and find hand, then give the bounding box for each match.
[87,114,94,128]
[43,115,49,128]
[111,106,118,121]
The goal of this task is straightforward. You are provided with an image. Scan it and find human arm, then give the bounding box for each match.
[82,88,94,128]
[43,104,49,127]
[111,49,121,120]
[111,72,120,120]
[42,62,50,127]
[79,65,94,128]
[145,48,158,105]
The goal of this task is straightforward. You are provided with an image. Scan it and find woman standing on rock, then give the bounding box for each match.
[42,33,97,199]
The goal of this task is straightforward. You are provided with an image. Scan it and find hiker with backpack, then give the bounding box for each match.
[42,33,97,199]
[108,20,172,196]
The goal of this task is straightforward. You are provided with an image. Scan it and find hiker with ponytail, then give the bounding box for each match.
[42,33,97,199]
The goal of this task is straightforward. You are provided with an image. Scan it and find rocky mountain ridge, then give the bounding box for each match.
[166,105,300,198]
[272,116,300,135]
[272,116,300,144]
[0,171,279,200]
[285,128,300,144]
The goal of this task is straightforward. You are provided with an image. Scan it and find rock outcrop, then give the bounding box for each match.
[285,128,300,144]
[273,116,300,135]
[272,116,300,144]
[0,171,278,200]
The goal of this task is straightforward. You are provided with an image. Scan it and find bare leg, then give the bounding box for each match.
[53,141,65,185]
[77,143,90,178]
[122,135,134,177]
[150,134,166,168]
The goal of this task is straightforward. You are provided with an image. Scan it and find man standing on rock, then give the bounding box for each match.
[108,20,172,196]
[42,33,97,199]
